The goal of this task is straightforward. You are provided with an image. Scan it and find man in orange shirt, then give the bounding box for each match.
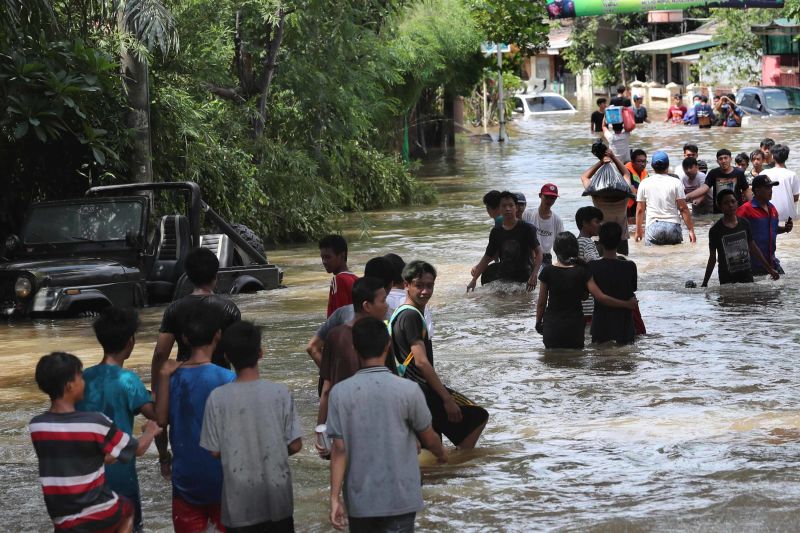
[626,149,648,222]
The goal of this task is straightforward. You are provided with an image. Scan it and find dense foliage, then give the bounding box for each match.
[3,0,550,242]
[562,16,651,88]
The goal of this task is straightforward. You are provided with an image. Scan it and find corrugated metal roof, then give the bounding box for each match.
[622,33,717,54]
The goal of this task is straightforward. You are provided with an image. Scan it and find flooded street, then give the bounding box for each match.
[3,105,800,531]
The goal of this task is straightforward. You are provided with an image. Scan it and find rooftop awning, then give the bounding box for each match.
[622,33,718,54]
[671,53,701,63]
[751,18,800,36]
[545,25,572,54]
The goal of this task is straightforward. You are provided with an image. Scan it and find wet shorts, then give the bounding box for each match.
[172,494,224,533]
[424,387,488,446]
[227,516,294,533]
[645,220,682,245]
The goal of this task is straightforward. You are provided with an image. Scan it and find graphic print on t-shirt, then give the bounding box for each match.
[716,175,736,194]
[721,230,750,273]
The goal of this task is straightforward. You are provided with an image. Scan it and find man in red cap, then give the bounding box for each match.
[522,183,564,265]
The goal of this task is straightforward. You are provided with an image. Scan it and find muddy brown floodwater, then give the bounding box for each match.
[3,105,800,532]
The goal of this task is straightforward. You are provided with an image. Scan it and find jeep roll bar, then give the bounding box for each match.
[86,181,267,265]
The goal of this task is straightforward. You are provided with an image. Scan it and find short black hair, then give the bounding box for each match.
[35,352,83,400]
[498,190,518,205]
[221,321,261,371]
[318,234,347,256]
[716,148,732,159]
[363,256,394,290]
[383,253,405,285]
[482,190,501,210]
[185,247,219,286]
[598,222,622,251]
[683,144,698,154]
[716,188,736,206]
[352,277,385,313]
[760,138,775,150]
[700,95,708,103]
[575,206,604,230]
[771,143,789,164]
[750,149,764,161]
[735,152,750,166]
[597,97,607,106]
[617,86,626,95]
[181,302,222,347]
[351,317,390,360]
[402,260,437,283]
[682,156,698,171]
[93,307,139,353]
[553,232,581,265]
[631,149,647,161]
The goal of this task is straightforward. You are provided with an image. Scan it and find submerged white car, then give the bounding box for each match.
[511,92,577,116]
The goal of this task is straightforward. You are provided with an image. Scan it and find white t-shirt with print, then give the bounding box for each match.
[522,209,564,254]
[763,167,800,221]
[636,173,685,226]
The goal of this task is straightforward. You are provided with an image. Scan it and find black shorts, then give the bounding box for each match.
[423,387,488,446]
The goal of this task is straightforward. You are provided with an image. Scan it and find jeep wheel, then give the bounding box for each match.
[229,223,266,265]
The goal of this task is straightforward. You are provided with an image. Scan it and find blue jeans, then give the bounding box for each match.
[645,220,682,245]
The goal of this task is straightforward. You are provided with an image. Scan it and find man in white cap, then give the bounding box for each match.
[635,150,696,245]
[522,184,564,265]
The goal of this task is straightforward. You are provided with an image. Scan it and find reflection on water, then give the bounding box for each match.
[3,105,800,531]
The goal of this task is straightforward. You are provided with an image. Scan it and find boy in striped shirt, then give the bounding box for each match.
[30,352,161,533]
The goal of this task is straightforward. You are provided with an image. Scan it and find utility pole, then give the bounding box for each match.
[497,45,506,143]
[482,79,488,134]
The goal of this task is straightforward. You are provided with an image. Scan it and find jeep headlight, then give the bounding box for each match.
[15,277,32,299]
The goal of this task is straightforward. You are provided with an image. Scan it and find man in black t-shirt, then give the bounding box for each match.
[467,191,543,291]
[391,261,488,449]
[686,149,751,213]
[152,247,240,373]
[591,98,607,134]
[609,85,632,107]
[702,189,779,287]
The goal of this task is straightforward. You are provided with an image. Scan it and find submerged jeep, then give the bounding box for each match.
[0,182,282,317]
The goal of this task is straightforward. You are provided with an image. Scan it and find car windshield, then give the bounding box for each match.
[764,88,800,110]
[525,96,573,112]
[22,200,144,244]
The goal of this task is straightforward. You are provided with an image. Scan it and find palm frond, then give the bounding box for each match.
[122,0,179,55]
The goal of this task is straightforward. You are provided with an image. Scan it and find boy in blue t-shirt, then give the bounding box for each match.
[76,307,156,532]
[155,302,235,533]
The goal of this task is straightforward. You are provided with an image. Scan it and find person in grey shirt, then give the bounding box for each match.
[328,317,447,533]
[200,321,303,532]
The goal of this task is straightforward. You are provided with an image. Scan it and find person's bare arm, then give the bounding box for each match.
[306,335,324,368]
[748,240,780,279]
[701,249,716,287]
[151,333,175,390]
[467,255,494,292]
[410,340,461,423]
[417,426,447,463]
[743,187,753,202]
[677,199,696,243]
[155,360,181,427]
[288,437,302,456]
[635,201,646,241]
[139,402,156,421]
[527,246,544,292]
[581,160,604,188]
[535,281,548,323]
[587,279,637,309]
[330,438,348,531]
[685,184,710,201]
[135,420,162,456]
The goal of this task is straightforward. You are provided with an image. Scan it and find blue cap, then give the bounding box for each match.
[652,151,669,166]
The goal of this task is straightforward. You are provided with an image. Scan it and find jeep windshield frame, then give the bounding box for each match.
[19,197,148,254]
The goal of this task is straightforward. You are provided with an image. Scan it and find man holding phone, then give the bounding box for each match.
[715,93,743,128]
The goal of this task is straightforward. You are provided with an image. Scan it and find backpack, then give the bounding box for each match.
[388,304,428,377]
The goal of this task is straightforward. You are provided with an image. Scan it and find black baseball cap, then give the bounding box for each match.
[751,175,779,189]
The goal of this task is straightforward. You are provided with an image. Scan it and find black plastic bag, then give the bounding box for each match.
[582,162,635,200]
